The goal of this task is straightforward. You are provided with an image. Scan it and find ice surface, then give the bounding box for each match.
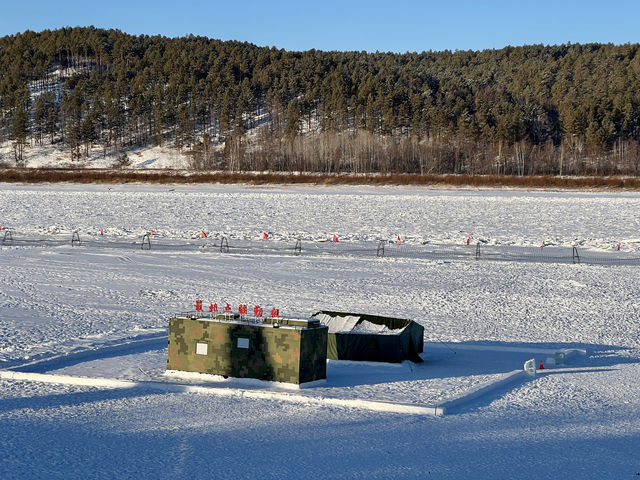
[1,184,639,479]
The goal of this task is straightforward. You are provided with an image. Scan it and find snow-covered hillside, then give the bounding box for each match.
[0,143,191,169]
[1,184,639,479]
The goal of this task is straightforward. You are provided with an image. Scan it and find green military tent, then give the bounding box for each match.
[311,311,424,363]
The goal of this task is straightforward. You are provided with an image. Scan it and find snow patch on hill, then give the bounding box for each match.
[0,142,191,169]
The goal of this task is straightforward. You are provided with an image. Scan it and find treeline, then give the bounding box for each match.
[2,27,640,175]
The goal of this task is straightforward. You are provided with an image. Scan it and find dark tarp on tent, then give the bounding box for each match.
[311,311,424,363]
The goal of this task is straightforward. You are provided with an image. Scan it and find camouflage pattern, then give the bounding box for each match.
[167,316,328,384]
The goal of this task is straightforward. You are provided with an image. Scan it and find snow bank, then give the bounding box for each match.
[0,370,442,416]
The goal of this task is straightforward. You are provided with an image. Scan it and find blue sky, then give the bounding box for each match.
[1,0,639,53]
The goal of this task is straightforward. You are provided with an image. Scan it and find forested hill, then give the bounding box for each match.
[2,27,640,175]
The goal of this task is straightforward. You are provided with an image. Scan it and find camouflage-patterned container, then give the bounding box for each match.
[262,317,321,328]
[167,316,328,384]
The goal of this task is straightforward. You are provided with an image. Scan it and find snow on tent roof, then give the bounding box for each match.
[315,313,404,335]
[312,311,424,363]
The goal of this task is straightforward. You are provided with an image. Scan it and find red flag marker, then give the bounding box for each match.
[100,228,103,236]
[617,242,621,251]
[397,236,402,245]
[466,236,470,245]
[201,229,207,238]
[151,229,155,237]
[262,232,269,240]
[332,234,339,242]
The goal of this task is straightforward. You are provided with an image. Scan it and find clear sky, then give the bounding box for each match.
[1,0,639,53]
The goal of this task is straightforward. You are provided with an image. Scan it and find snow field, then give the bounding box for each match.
[2,183,640,249]
[1,183,640,478]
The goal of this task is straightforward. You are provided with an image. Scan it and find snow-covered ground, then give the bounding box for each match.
[1,184,640,479]
[3,182,640,249]
[0,143,192,169]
